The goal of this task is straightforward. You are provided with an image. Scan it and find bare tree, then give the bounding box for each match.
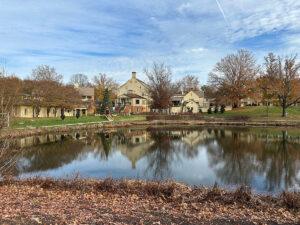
[263,53,300,117]
[144,62,173,110]
[93,73,119,101]
[208,49,259,107]
[31,65,63,83]
[69,73,90,87]
[181,75,200,93]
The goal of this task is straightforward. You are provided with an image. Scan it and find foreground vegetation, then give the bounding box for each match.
[0,177,299,224]
[207,106,300,121]
[11,115,146,129]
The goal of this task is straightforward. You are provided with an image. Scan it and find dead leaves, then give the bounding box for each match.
[0,178,299,224]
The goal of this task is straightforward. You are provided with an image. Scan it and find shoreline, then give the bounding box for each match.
[1,119,300,140]
[0,177,299,224]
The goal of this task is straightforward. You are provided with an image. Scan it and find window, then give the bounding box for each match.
[142,100,146,105]
[136,99,140,105]
[24,108,27,116]
[87,96,92,99]
[53,109,55,114]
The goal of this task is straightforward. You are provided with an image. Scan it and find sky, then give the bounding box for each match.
[0,0,300,84]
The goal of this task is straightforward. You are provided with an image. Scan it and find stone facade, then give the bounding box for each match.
[116,72,151,114]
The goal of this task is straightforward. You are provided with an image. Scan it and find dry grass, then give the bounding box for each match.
[281,190,300,209]
[1,176,299,211]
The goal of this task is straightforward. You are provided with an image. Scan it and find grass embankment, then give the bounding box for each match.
[207,106,300,121]
[11,115,146,129]
[0,177,299,224]
[7,106,300,130]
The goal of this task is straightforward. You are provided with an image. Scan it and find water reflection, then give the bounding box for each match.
[5,127,300,193]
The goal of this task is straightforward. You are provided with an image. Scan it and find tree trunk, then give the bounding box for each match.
[282,98,287,117]
[282,130,287,152]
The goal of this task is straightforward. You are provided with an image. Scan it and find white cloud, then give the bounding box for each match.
[0,0,299,85]
[189,48,207,53]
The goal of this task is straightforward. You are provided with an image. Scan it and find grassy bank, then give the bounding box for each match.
[0,177,299,224]
[11,115,146,129]
[7,106,300,130]
[206,106,300,121]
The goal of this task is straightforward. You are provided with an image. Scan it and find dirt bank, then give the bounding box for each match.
[1,120,300,140]
[0,177,299,224]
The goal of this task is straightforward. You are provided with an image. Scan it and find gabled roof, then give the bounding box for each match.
[77,87,94,96]
[171,96,184,101]
[136,78,150,88]
[119,77,150,89]
[192,90,204,98]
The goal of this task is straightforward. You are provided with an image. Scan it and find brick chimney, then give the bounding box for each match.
[132,72,136,79]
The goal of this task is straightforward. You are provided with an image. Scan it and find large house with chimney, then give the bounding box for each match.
[115,72,151,114]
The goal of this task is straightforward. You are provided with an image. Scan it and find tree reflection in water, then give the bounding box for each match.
[206,129,300,192]
[7,128,300,192]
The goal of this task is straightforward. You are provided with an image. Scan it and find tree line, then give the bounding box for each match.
[1,49,300,118]
[145,50,300,117]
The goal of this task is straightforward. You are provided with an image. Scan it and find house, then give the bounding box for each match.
[170,90,232,114]
[171,90,210,114]
[115,72,151,114]
[13,85,95,118]
[74,85,95,115]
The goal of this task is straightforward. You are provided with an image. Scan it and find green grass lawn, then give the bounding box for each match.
[11,115,147,129]
[205,106,300,121]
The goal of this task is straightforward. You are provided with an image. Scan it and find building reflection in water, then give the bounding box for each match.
[4,127,300,192]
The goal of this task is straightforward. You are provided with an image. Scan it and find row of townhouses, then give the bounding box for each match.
[12,71,236,118]
[13,85,95,118]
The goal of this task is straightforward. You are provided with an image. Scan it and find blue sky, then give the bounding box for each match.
[0,0,300,84]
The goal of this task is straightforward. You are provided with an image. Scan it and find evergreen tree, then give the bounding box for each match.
[100,88,113,114]
[220,105,226,114]
[214,105,219,113]
[207,107,212,114]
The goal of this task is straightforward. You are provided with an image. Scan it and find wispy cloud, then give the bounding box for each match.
[215,0,228,26]
[0,0,299,84]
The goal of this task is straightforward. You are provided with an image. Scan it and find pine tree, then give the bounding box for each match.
[220,105,226,114]
[207,107,212,114]
[100,88,113,114]
[214,105,219,113]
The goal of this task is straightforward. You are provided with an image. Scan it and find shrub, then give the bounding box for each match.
[220,105,225,114]
[207,107,212,114]
[214,106,219,114]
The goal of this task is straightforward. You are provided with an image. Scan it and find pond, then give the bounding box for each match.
[3,127,300,193]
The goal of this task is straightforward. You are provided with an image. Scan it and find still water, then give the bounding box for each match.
[6,127,300,193]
